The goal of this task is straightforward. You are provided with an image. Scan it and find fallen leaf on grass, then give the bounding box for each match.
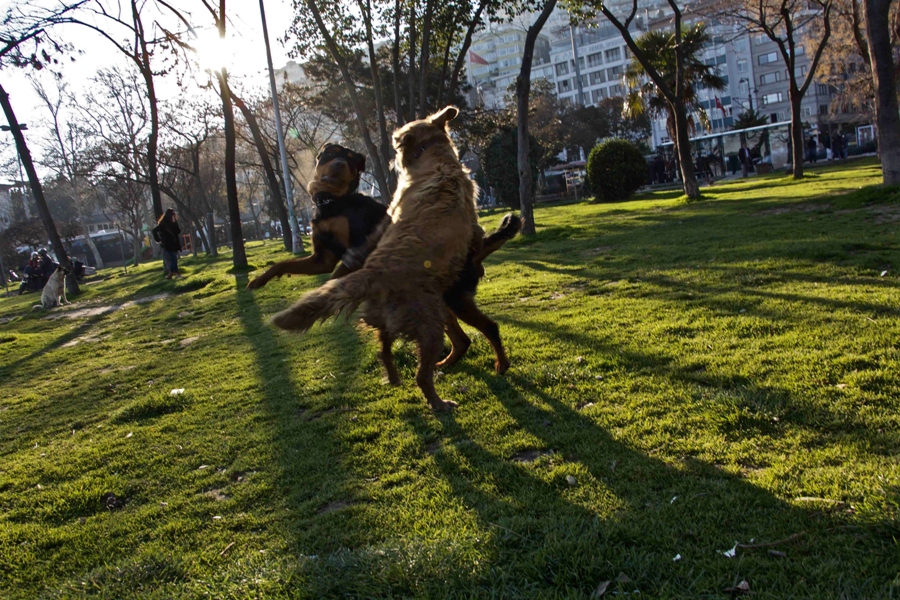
[723,580,750,595]
[767,549,787,558]
[720,542,738,558]
[591,581,610,598]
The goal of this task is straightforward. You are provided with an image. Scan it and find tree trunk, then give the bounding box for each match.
[672,100,700,199]
[133,226,142,266]
[0,84,79,294]
[392,0,405,126]
[217,70,247,268]
[132,0,164,221]
[361,0,395,191]
[232,93,294,251]
[206,212,217,257]
[303,0,391,201]
[417,0,434,118]
[448,0,487,102]
[864,0,900,184]
[407,2,417,122]
[516,0,557,236]
[789,94,806,178]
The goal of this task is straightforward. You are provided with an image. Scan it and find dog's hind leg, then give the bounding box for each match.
[416,325,457,411]
[436,313,471,368]
[454,295,509,374]
[378,329,401,386]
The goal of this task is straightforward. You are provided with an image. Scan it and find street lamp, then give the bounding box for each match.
[738,78,756,113]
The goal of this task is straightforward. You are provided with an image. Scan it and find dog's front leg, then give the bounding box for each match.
[246,254,338,290]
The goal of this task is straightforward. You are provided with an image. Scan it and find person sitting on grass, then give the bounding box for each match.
[152,208,182,280]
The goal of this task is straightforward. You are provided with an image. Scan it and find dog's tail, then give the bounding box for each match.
[271,270,377,332]
[474,212,522,264]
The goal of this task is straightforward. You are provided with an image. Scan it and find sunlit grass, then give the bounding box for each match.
[1,157,898,598]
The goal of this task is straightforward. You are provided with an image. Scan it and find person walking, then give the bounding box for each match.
[831,131,844,161]
[806,137,817,163]
[152,208,183,279]
[738,143,751,177]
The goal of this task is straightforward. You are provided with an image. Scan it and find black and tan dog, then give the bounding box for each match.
[246,143,388,288]
[248,140,520,373]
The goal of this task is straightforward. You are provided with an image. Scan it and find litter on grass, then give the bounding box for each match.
[170,388,185,396]
[720,542,738,558]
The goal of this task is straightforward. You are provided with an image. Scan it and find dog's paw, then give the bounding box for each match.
[246,276,267,291]
[429,398,458,412]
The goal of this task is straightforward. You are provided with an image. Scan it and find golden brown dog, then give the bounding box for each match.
[271,106,477,410]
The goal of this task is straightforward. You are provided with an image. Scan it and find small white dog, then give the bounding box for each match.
[34,267,70,309]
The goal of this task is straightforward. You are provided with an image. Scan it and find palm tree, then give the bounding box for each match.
[623,24,726,164]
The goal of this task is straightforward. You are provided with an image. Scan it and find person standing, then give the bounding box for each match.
[152,208,183,279]
[831,131,844,161]
[806,137,818,163]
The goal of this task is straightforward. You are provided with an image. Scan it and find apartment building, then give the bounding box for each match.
[467,27,552,109]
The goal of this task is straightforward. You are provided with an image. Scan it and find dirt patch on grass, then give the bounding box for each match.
[510,449,552,463]
[317,500,353,514]
[757,203,832,216]
[47,293,172,321]
[869,204,900,224]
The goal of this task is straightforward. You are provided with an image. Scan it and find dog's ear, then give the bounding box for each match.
[430,106,459,129]
[349,151,366,174]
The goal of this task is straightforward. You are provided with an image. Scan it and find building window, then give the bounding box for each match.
[608,84,624,97]
[592,88,607,103]
[755,34,768,45]
[555,62,569,76]
[770,112,778,123]
[733,38,748,53]
[738,79,749,95]
[819,104,829,115]
[606,65,621,80]
[587,52,603,67]
[589,70,606,85]
[605,47,621,62]
[817,83,830,95]
[761,91,783,105]
[758,51,778,65]
[571,57,584,70]
[558,79,572,93]
[737,59,748,73]
[802,105,812,117]
[760,72,780,85]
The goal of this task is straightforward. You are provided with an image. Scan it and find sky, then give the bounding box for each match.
[1,0,300,178]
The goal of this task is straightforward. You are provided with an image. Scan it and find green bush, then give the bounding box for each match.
[586,139,647,202]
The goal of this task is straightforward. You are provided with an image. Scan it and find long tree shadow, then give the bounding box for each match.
[499,313,898,458]
[235,280,371,553]
[408,363,895,596]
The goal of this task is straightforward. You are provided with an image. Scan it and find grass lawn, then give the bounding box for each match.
[1,158,898,598]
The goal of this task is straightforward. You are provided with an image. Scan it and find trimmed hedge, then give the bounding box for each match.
[586,139,647,202]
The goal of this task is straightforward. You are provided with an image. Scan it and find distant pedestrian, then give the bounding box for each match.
[152,208,182,279]
[831,132,844,161]
[841,131,849,159]
[738,144,751,177]
[806,137,817,163]
[37,248,57,286]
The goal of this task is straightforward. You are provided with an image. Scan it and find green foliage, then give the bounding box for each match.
[482,127,539,208]
[112,392,192,423]
[586,138,647,201]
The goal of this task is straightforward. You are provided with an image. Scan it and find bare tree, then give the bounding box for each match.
[1,0,89,294]
[516,0,557,235]
[32,76,105,268]
[78,0,191,221]
[862,0,900,183]
[706,0,834,178]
